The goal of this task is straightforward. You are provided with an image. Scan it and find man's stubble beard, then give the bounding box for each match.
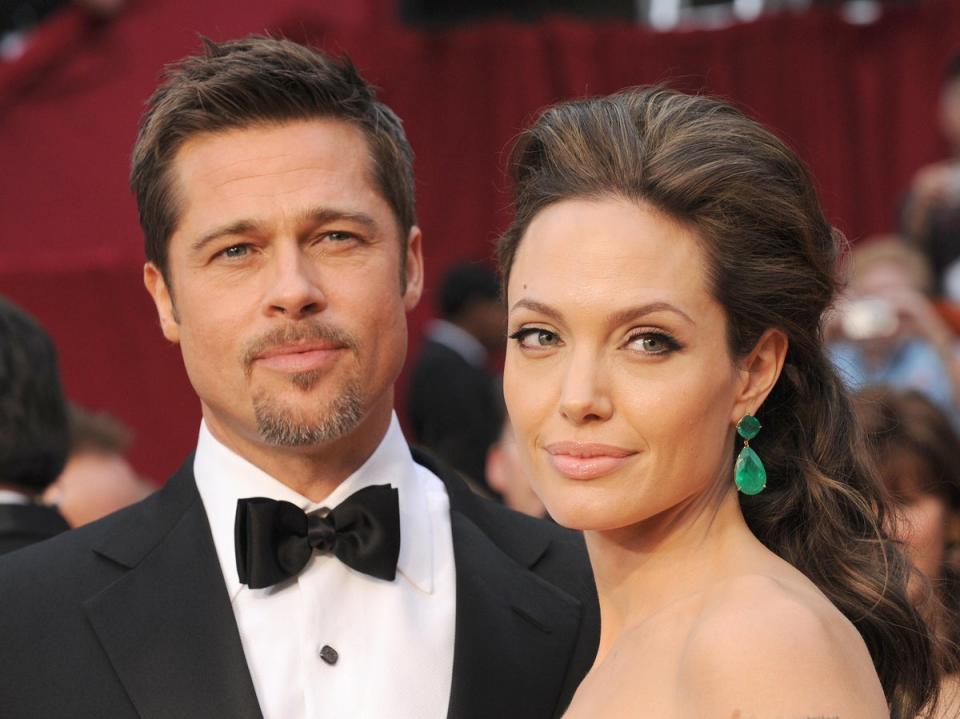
[252,368,364,448]
[242,322,365,448]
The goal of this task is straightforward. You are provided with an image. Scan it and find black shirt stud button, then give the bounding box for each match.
[319,644,339,665]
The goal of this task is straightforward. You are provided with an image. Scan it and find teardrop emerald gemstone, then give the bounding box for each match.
[735,445,766,495]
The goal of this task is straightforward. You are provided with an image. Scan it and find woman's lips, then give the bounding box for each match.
[544,442,637,480]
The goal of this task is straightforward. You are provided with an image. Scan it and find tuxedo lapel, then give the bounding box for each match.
[83,462,262,719]
[446,510,585,719]
[410,448,589,719]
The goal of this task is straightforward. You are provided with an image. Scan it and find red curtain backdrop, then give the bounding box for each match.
[1,0,958,481]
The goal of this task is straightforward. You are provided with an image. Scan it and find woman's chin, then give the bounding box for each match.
[540,495,634,533]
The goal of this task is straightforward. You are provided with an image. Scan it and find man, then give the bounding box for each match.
[409,262,505,493]
[0,297,71,554]
[0,37,598,719]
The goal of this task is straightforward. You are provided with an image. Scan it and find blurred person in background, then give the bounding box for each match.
[408,262,505,495]
[852,387,960,717]
[485,416,546,519]
[826,236,960,426]
[903,54,960,298]
[0,0,125,58]
[44,405,152,527]
[0,297,70,555]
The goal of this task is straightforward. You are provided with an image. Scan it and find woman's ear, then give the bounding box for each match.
[730,328,788,423]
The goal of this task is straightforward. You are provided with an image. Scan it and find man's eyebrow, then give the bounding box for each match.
[303,207,377,229]
[510,298,694,326]
[191,220,259,254]
[189,208,378,255]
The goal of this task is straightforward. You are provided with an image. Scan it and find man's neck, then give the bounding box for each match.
[201,398,395,503]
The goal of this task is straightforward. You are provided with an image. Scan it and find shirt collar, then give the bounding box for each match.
[0,489,31,505]
[194,412,434,601]
[427,319,487,368]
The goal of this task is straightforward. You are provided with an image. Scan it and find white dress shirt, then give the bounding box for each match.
[194,413,456,719]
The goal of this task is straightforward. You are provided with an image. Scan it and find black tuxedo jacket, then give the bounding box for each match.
[0,448,599,719]
[0,502,69,556]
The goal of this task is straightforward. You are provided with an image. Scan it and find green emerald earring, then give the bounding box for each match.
[734,415,766,495]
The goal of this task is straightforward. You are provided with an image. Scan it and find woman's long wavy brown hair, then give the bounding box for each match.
[497,87,939,718]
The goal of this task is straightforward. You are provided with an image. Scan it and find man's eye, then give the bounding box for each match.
[509,328,561,349]
[326,231,357,242]
[221,245,249,259]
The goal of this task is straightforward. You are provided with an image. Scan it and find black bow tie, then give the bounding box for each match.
[234,485,400,589]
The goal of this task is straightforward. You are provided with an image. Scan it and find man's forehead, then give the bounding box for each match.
[172,120,374,188]
[167,121,387,227]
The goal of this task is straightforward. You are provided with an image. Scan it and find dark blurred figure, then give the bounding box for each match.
[409,262,505,494]
[0,297,70,555]
[826,237,960,426]
[0,0,68,38]
[853,387,960,716]
[1,0,123,48]
[903,55,960,298]
[400,0,633,25]
[43,405,152,527]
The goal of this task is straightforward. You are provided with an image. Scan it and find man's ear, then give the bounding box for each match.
[402,225,424,311]
[143,262,180,344]
[730,328,788,423]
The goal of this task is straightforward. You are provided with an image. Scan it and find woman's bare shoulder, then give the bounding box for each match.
[675,573,888,718]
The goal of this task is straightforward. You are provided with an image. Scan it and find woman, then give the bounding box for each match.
[853,387,960,717]
[497,88,939,718]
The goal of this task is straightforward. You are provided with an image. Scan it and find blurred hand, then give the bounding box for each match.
[881,286,953,348]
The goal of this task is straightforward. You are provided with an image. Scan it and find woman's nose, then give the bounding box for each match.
[558,353,613,425]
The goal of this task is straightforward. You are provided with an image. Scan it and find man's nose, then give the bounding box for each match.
[263,249,326,320]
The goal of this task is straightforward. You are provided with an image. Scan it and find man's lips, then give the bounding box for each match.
[544,442,637,480]
[252,343,346,373]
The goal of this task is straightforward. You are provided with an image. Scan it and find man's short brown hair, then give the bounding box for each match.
[130,36,416,280]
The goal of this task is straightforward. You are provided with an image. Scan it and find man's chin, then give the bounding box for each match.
[252,382,364,448]
[289,369,327,392]
[252,368,329,393]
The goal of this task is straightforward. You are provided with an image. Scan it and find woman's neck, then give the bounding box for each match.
[585,484,760,666]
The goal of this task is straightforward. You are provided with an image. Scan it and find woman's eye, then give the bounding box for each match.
[627,332,679,355]
[509,328,561,349]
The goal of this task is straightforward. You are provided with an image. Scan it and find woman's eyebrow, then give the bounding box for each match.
[510,298,694,326]
[509,298,563,321]
[608,302,695,327]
